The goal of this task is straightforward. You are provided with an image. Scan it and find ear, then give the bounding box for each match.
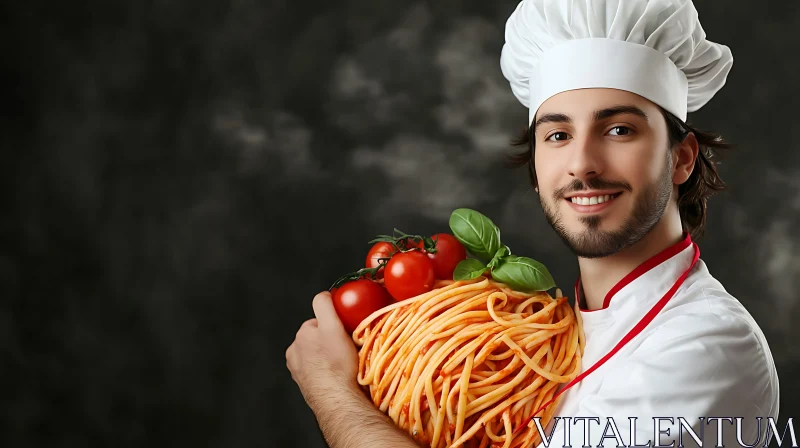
[673,132,699,185]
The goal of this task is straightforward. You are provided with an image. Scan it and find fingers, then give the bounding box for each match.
[300,318,318,331]
[288,319,317,354]
[286,344,294,369]
[287,318,318,373]
[312,291,345,332]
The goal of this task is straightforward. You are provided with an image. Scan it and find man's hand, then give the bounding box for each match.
[286,291,359,405]
[286,291,421,448]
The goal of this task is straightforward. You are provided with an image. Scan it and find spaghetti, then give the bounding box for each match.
[353,276,585,448]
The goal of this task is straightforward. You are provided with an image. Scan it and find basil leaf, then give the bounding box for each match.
[449,208,501,261]
[496,245,511,259]
[491,256,556,292]
[487,245,511,270]
[453,258,489,281]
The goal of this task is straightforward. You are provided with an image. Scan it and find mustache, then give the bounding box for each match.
[553,178,633,199]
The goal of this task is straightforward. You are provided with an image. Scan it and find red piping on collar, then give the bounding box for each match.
[575,233,693,312]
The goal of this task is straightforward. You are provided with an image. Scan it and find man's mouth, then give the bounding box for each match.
[564,192,623,211]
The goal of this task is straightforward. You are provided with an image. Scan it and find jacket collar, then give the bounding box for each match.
[575,233,695,328]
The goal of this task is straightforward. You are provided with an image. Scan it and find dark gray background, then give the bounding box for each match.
[2,1,797,447]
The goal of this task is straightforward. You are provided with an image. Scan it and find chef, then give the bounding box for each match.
[497,1,780,447]
[286,1,781,447]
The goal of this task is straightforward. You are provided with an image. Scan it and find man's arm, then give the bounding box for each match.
[287,292,420,448]
[309,380,421,447]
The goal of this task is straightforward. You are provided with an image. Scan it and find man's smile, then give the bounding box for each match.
[563,191,624,213]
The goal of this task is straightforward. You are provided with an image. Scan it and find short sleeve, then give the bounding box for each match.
[536,313,776,448]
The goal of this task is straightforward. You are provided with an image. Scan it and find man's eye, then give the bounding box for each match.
[608,126,632,136]
[546,132,570,142]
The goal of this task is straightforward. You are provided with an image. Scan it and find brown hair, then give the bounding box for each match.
[505,107,732,240]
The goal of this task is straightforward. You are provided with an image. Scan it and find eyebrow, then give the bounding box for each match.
[533,113,572,132]
[594,105,649,122]
[533,105,649,132]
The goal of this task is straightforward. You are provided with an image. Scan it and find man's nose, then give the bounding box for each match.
[566,135,603,182]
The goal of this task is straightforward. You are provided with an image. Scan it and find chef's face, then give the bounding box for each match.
[533,88,674,258]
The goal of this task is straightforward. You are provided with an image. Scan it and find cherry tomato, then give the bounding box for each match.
[427,233,468,280]
[365,242,395,279]
[384,251,436,301]
[332,279,393,334]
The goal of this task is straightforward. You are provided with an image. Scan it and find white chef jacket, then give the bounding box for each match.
[534,234,780,448]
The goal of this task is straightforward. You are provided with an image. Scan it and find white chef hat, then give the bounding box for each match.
[500,0,733,125]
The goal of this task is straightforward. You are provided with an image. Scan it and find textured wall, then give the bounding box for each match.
[2,1,798,447]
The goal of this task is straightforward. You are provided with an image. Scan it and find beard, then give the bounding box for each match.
[540,154,674,259]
